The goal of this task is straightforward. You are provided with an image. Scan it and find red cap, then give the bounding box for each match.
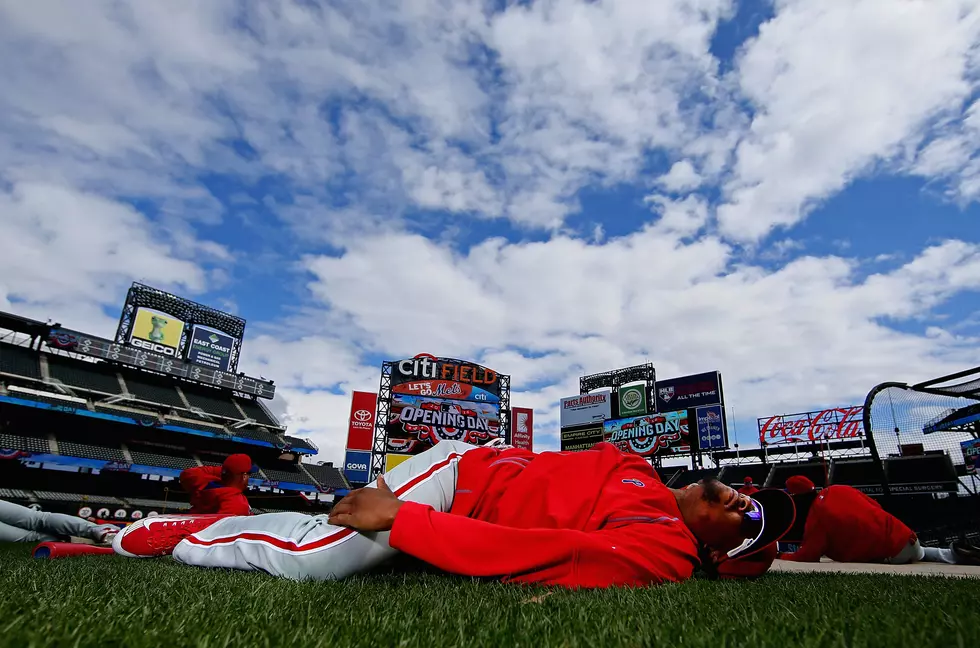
[717,542,778,580]
[744,477,753,484]
[223,454,253,474]
[786,475,815,495]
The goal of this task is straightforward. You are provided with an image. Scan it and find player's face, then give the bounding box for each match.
[683,479,756,552]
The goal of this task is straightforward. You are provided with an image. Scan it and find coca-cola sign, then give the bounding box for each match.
[758,406,864,445]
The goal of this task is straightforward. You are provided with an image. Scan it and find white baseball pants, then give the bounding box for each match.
[0,499,104,543]
[172,441,476,580]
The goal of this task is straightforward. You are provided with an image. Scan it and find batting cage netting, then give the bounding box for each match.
[864,368,980,545]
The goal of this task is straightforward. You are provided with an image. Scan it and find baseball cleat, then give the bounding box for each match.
[112,514,230,558]
[951,540,980,566]
[92,524,121,546]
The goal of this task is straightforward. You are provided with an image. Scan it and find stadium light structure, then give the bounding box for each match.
[579,363,656,394]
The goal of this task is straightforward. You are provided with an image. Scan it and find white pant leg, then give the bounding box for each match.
[0,499,100,541]
[920,545,959,564]
[172,441,476,580]
[0,519,60,543]
[883,539,926,565]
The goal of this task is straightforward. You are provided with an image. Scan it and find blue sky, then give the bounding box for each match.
[1,0,979,463]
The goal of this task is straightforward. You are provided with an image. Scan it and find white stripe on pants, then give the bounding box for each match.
[0,499,100,543]
[172,441,476,580]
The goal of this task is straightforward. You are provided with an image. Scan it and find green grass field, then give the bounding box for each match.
[1,544,978,648]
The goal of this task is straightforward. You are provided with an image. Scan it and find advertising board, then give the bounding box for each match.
[653,371,723,413]
[618,384,648,418]
[343,450,372,484]
[392,379,499,404]
[346,391,378,451]
[559,391,612,428]
[758,406,864,445]
[695,405,727,450]
[186,325,236,372]
[560,425,603,452]
[385,394,502,454]
[604,411,691,457]
[961,439,980,474]
[391,354,501,397]
[384,453,412,472]
[511,407,534,451]
[129,307,186,356]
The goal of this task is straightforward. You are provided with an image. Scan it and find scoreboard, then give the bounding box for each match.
[47,328,275,399]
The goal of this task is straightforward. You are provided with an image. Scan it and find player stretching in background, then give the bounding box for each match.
[779,476,980,565]
[178,453,254,516]
[114,441,795,588]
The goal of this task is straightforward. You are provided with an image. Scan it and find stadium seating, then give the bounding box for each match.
[285,436,317,452]
[121,375,187,409]
[670,467,719,487]
[655,465,686,486]
[829,458,883,489]
[182,389,245,420]
[56,440,126,462]
[164,417,227,434]
[46,355,122,395]
[33,491,126,505]
[260,465,316,485]
[5,385,87,409]
[885,454,959,491]
[128,446,199,471]
[0,343,42,381]
[234,427,283,446]
[125,497,191,511]
[301,463,349,489]
[718,463,774,488]
[235,398,280,427]
[766,461,828,489]
[0,433,51,454]
[0,488,32,499]
[93,402,161,421]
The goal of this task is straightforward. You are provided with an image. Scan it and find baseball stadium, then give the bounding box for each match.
[1,284,979,647]
[5,2,980,645]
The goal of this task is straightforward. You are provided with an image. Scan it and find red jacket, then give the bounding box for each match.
[179,466,251,516]
[780,485,913,563]
[389,442,700,588]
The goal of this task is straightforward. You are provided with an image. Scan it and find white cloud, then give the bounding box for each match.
[0,182,226,334]
[718,0,980,240]
[298,232,980,451]
[657,160,704,192]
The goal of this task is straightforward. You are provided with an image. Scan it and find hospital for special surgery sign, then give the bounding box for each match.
[560,392,612,428]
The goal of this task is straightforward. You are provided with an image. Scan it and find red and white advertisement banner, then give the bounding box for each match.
[758,406,864,445]
[511,407,534,451]
[346,391,378,451]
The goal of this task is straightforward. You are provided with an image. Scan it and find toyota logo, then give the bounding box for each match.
[353,409,372,422]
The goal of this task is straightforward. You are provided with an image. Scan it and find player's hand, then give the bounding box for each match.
[328,476,403,532]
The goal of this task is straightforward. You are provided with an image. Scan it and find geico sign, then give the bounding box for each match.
[130,337,177,356]
[346,462,368,472]
[397,353,497,386]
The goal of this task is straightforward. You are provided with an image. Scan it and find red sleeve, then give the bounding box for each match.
[389,502,696,588]
[213,489,251,516]
[779,504,828,563]
[180,466,224,495]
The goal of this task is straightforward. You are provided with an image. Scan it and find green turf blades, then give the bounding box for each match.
[0,543,977,648]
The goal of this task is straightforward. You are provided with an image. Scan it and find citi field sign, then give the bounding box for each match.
[392,354,501,397]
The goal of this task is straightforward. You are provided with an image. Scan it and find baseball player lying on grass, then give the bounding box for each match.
[113,440,795,588]
[779,476,980,566]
